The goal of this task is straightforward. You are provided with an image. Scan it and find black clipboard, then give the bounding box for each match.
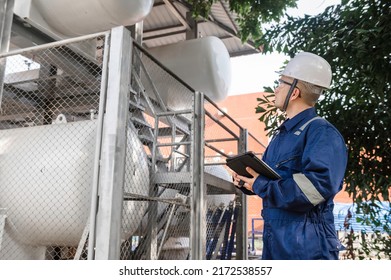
[226,151,281,179]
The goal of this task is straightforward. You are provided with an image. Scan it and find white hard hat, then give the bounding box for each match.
[277,52,332,89]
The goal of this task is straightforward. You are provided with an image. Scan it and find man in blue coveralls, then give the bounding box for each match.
[232,52,348,260]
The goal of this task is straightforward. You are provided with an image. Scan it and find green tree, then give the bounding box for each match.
[189,0,390,259]
[255,0,391,259]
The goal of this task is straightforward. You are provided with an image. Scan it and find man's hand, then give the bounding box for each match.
[232,167,259,193]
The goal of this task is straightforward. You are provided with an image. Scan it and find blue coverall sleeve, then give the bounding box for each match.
[252,126,347,212]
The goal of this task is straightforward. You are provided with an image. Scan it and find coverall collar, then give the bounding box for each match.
[279,107,317,132]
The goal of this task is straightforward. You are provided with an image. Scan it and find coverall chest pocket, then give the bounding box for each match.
[275,154,301,173]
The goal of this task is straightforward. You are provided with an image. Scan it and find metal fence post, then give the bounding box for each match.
[190,91,206,260]
[93,26,132,260]
[0,0,14,108]
[236,128,248,260]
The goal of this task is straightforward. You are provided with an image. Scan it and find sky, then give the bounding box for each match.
[228,0,341,96]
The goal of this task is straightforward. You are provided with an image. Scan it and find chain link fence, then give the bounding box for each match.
[0,33,106,260]
[0,27,263,260]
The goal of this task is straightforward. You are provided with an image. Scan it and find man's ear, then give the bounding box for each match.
[291,88,301,100]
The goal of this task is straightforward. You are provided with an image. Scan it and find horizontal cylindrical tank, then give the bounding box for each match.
[147,36,232,110]
[0,120,149,246]
[16,0,154,37]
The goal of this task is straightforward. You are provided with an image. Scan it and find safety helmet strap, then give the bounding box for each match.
[282,79,298,112]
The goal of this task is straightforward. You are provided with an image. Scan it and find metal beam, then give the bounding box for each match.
[143,23,185,38]
[163,0,190,30]
[218,0,238,34]
[10,15,55,49]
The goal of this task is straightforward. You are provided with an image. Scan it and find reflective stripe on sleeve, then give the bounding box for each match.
[293,173,325,206]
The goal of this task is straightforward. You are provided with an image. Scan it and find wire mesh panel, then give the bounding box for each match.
[120,44,195,260]
[0,34,107,260]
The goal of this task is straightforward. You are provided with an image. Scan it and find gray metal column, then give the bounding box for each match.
[0,0,14,107]
[236,128,248,260]
[94,26,132,260]
[128,21,143,44]
[0,0,13,52]
[190,91,206,260]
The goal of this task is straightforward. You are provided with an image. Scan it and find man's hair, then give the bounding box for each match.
[297,81,324,106]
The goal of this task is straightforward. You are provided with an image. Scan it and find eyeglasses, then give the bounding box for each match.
[277,79,302,97]
[278,79,294,87]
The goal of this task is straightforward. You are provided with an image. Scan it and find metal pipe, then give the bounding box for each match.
[204,110,239,140]
[155,109,193,116]
[122,193,189,209]
[133,41,195,92]
[205,137,237,143]
[0,31,110,58]
[204,95,242,128]
[205,92,267,150]
[204,142,231,158]
[156,141,191,147]
[248,131,267,149]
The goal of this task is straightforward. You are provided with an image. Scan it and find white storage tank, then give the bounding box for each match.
[0,120,149,246]
[147,36,232,110]
[13,0,154,37]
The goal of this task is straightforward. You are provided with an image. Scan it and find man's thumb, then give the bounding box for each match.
[246,167,258,177]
